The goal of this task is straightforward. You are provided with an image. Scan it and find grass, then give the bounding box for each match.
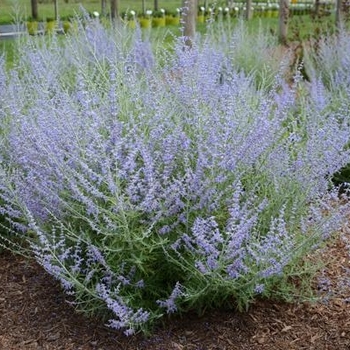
[0,39,17,68]
[0,0,183,24]
[0,0,333,24]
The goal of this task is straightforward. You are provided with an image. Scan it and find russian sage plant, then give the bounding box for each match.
[303,30,350,188]
[0,19,349,335]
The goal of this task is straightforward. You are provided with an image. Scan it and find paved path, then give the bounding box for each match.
[0,24,27,38]
[0,23,54,39]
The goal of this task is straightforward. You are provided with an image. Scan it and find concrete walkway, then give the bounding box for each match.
[0,23,57,39]
[0,24,27,38]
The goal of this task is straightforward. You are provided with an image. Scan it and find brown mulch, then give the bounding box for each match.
[1,228,350,350]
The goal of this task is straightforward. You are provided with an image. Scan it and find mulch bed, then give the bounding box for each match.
[1,227,350,350]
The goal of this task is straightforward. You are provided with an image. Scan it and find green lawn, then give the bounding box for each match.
[0,0,327,24]
[0,39,16,68]
[0,0,184,23]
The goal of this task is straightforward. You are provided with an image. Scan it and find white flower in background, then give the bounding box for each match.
[224,7,229,12]
[234,7,239,11]
[160,8,165,13]
[93,11,99,17]
[218,7,223,11]
[176,8,180,12]
[130,10,136,16]
[200,6,205,12]
[146,10,153,16]
[208,7,213,12]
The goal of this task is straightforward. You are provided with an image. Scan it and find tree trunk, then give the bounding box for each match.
[54,0,58,21]
[31,0,38,20]
[335,0,344,29]
[154,0,159,12]
[101,0,107,16]
[278,0,289,45]
[110,0,119,22]
[245,0,253,20]
[314,0,320,18]
[182,0,197,48]
[142,0,146,14]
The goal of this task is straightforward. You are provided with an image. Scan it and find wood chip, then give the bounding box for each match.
[282,325,293,332]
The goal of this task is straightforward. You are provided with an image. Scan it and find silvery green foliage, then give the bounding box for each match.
[0,20,350,334]
[202,19,289,91]
[303,31,350,93]
[302,30,350,189]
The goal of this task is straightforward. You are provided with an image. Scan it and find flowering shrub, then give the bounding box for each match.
[0,20,350,335]
[303,30,350,190]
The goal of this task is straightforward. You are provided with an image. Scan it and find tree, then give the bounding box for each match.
[314,0,320,18]
[31,0,38,20]
[54,0,58,21]
[110,0,120,22]
[335,0,350,29]
[245,0,253,20]
[182,0,197,48]
[278,0,289,45]
[154,0,159,12]
[101,0,107,16]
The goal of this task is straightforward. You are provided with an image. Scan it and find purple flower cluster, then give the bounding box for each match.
[97,282,150,336]
[156,281,183,314]
[27,216,150,333]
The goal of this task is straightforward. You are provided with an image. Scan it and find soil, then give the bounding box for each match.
[1,227,350,350]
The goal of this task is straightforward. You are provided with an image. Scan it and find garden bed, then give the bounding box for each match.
[1,226,350,349]
[2,14,350,346]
